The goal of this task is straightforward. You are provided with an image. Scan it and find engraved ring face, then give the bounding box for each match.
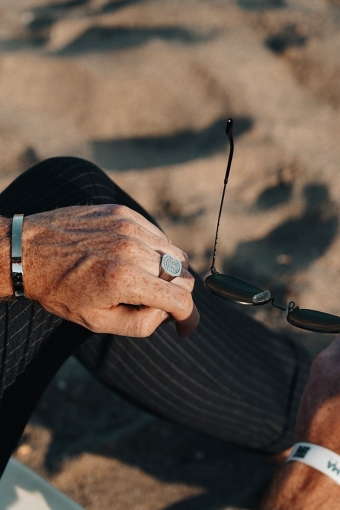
[159,254,182,281]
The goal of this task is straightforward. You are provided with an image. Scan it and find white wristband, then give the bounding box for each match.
[286,442,340,486]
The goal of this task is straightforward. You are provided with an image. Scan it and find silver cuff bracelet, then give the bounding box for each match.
[11,214,25,298]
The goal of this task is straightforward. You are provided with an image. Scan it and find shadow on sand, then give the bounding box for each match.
[54,26,214,56]
[237,0,286,9]
[265,24,307,54]
[0,25,211,55]
[100,0,146,14]
[93,116,253,171]
[26,357,274,510]
[223,183,338,303]
[16,0,91,34]
[1,1,209,56]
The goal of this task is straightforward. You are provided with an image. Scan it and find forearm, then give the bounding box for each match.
[261,461,339,509]
[0,216,13,299]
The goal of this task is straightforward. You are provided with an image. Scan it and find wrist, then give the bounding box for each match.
[21,213,46,301]
[262,454,340,509]
[0,217,14,299]
[283,459,336,496]
[288,442,340,483]
[298,428,340,457]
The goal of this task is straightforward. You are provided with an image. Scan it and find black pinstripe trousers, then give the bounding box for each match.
[0,157,311,477]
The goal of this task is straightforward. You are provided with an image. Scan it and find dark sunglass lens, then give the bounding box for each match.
[287,308,340,333]
[205,274,271,305]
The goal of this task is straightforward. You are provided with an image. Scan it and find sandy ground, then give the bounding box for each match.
[1,0,340,508]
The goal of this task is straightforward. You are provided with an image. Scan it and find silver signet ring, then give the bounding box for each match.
[159,254,182,282]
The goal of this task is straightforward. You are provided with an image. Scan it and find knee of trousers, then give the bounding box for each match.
[24,156,107,185]
[1,156,118,216]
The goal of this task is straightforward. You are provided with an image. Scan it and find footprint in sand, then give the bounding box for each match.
[224,183,338,294]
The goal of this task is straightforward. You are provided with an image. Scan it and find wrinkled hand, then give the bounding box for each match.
[22,205,200,337]
[296,335,340,451]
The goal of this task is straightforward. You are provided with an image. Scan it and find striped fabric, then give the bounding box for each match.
[0,158,311,477]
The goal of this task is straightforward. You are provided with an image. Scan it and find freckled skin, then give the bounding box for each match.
[261,335,340,509]
[0,205,199,337]
[296,341,340,447]
[0,218,12,299]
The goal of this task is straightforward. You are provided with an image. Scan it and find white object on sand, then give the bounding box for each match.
[0,458,84,510]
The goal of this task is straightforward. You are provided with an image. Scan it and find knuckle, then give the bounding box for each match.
[153,226,167,240]
[112,262,130,281]
[185,272,195,290]
[128,308,168,338]
[184,269,194,281]
[114,236,138,256]
[114,218,135,236]
[182,251,189,265]
[113,204,131,218]
[138,322,154,338]
[176,271,195,291]
[131,318,153,338]
[176,290,192,316]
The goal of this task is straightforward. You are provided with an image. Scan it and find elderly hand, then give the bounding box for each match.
[21,205,200,338]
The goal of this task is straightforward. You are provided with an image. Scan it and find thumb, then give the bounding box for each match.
[91,305,170,337]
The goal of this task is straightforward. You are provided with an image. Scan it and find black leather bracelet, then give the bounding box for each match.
[11,214,25,298]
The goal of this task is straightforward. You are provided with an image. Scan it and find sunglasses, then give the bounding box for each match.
[205,118,340,334]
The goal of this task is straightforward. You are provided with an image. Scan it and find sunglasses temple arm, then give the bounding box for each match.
[210,118,234,273]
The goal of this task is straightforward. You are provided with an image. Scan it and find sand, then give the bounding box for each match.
[1,0,340,508]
